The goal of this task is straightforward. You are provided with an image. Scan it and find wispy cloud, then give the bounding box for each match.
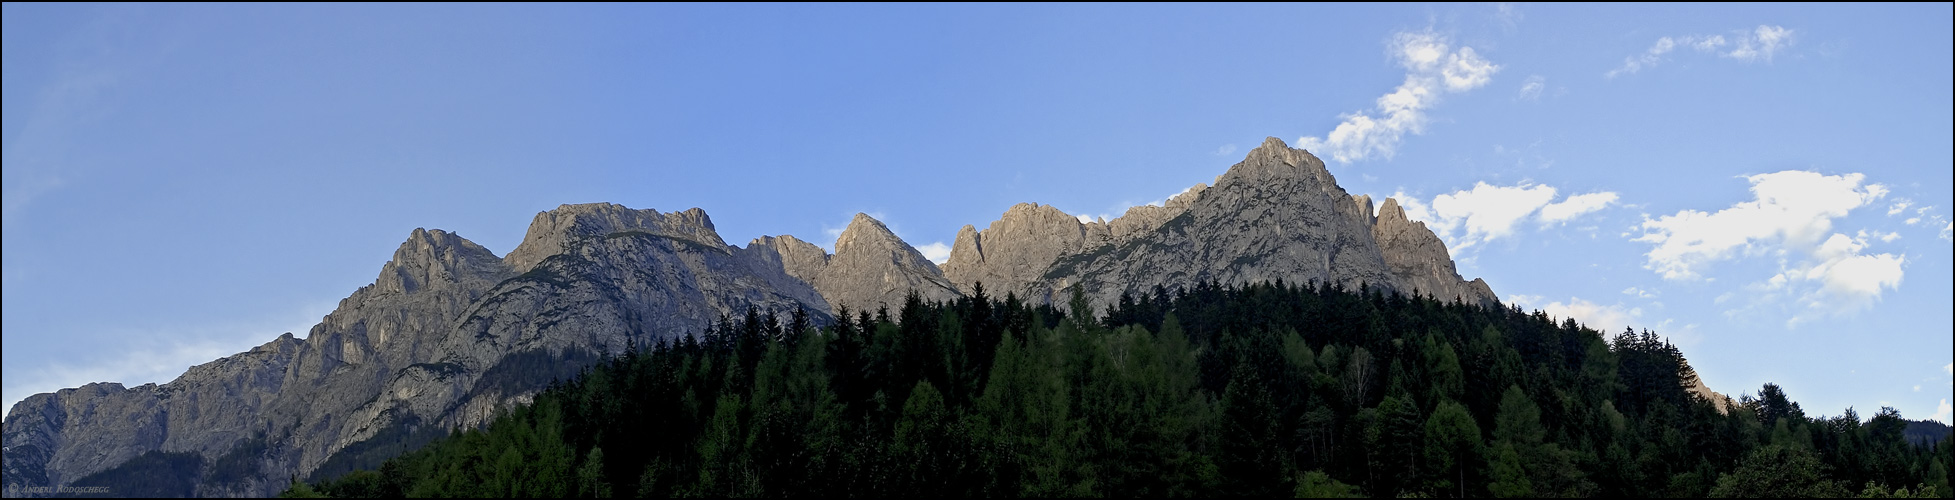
[1606,25,1795,78]
[1724,25,1795,62]
[1391,181,1620,253]
[1508,293,1698,345]
[1888,199,1913,216]
[1508,294,1643,332]
[1895,204,1951,240]
[1493,3,1524,33]
[1517,75,1546,101]
[1298,30,1500,163]
[1213,144,1237,156]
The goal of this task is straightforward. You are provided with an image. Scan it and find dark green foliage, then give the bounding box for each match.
[292,281,1949,498]
[1708,445,1852,497]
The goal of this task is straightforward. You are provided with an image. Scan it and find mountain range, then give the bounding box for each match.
[5,138,1514,497]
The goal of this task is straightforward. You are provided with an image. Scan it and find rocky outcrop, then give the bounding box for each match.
[766,213,961,313]
[746,234,832,290]
[504,203,726,273]
[941,185,1207,300]
[941,203,1102,300]
[1030,137,1400,307]
[2,333,306,497]
[946,137,1495,309]
[1372,198,1499,306]
[3,204,837,497]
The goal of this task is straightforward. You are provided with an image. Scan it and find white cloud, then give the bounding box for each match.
[1635,170,1887,280]
[1518,75,1545,101]
[916,241,951,264]
[1623,286,1657,299]
[1942,222,1952,241]
[1508,294,1643,332]
[1607,25,1795,78]
[1392,182,1619,252]
[1509,294,1698,345]
[1898,205,1951,236]
[1887,199,1911,216]
[1792,233,1904,316]
[1607,36,1685,78]
[1637,171,1907,324]
[1862,229,1901,243]
[1540,191,1621,225]
[1214,144,1237,156]
[1298,30,1500,163]
[1693,35,1728,51]
[1934,398,1952,425]
[1725,25,1794,62]
[1945,363,1952,376]
[1433,182,1557,247]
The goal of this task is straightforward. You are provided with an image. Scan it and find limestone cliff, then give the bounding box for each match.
[1372,198,1499,305]
[2,205,832,497]
[762,213,961,313]
[945,137,1496,309]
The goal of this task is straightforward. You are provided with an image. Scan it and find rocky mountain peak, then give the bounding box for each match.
[375,228,506,295]
[1352,194,1377,224]
[1376,196,1407,221]
[942,203,1095,298]
[504,203,728,272]
[788,213,961,312]
[1212,137,1337,198]
[748,234,830,286]
[834,212,907,256]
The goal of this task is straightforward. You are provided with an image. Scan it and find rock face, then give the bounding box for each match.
[760,213,961,313]
[946,137,1497,308]
[2,138,1506,498]
[0,334,300,497]
[1371,198,1499,305]
[3,205,833,497]
[941,186,1208,300]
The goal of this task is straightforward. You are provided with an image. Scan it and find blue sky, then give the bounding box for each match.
[4,3,1950,423]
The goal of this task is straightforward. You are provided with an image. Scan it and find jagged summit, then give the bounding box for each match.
[766,213,961,313]
[947,136,1495,308]
[504,203,724,272]
[1370,197,1498,305]
[375,228,506,295]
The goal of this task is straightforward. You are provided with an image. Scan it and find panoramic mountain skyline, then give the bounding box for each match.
[3,1,1949,433]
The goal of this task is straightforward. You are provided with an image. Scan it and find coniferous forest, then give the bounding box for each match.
[288,281,1952,498]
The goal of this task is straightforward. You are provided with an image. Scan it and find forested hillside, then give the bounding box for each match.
[291,281,1951,498]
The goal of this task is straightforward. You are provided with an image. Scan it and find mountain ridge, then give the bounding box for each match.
[6,137,1519,497]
